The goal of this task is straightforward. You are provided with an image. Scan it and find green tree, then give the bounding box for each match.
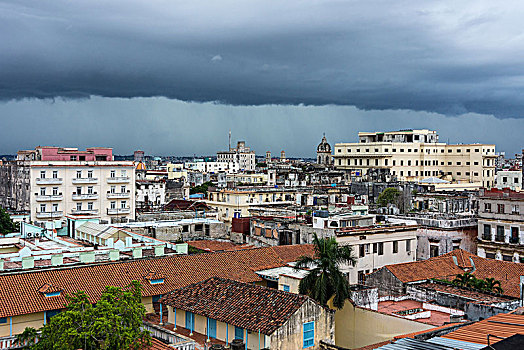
[483,277,503,294]
[15,327,38,349]
[294,233,356,309]
[190,181,213,195]
[34,281,150,350]
[452,272,475,287]
[376,188,401,208]
[0,206,17,234]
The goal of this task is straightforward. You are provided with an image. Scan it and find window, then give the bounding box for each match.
[121,170,127,177]
[497,204,505,214]
[393,241,398,254]
[373,243,377,254]
[40,170,46,179]
[76,170,82,178]
[456,162,461,165]
[87,202,93,210]
[121,201,127,209]
[483,225,491,240]
[110,201,116,209]
[76,203,82,211]
[40,204,46,212]
[121,185,126,193]
[359,244,365,258]
[466,162,470,165]
[496,226,505,242]
[40,187,46,196]
[52,203,58,212]
[87,170,93,178]
[185,311,194,330]
[378,242,384,255]
[110,186,116,193]
[474,161,479,165]
[52,171,58,178]
[235,326,244,340]
[303,321,315,348]
[150,278,165,285]
[430,245,439,257]
[512,205,520,215]
[70,155,77,161]
[484,203,491,212]
[0,317,6,324]
[110,170,116,178]
[510,227,519,244]
[406,240,411,252]
[283,285,290,292]
[52,187,58,196]
[76,186,82,195]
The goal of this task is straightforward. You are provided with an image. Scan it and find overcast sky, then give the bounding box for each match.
[0,1,523,156]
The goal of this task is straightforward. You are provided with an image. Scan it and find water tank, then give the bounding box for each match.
[210,345,225,350]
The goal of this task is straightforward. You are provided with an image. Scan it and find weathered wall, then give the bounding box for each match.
[333,304,433,349]
[416,226,477,260]
[269,299,335,350]
[365,268,405,297]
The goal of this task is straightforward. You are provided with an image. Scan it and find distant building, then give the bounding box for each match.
[333,129,496,187]
[217,141,255,171]
[134,150,145,163]
[280,150,286,161]
[477,188,524,262]
[317,134,332,165]
[0,147,136,224]
[265,151,271,164]
[495,170,522,191]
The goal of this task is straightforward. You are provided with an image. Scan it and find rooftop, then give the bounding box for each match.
[336,224,418,236]
[479,188,524,200]
[160,277,313,335]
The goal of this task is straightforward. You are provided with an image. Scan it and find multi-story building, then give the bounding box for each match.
[495,170,522,191]
[335,225,418,284]
[0,147,135,224]
[184,159,239,174]
[217,141,256,171]
[135,179,166,210]
[333,129,497,187]
[477,188,524,263]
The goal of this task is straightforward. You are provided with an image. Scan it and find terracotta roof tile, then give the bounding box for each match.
[0,245,314,318]
[160,277,311,335]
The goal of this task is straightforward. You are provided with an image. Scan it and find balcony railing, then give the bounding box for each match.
[72,177,98,184]
[107,176,130,183]
[35,177,63,185]
[72,193,99,200]
[107,207,131,215]
[510,237,520,244]
[71,209,99,215]
[35,195,63,201]
[482,234,491,241]
[142,322,195,350]
[107,191,130,199]
[36,211,63,219]
[495,235,505,243]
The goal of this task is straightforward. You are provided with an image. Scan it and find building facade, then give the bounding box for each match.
[217,141,256,171]
[477,188,524,262]
[333,129,496,186]
[317,134,332,166]
[495,170,522,191]
[0,147,136,224]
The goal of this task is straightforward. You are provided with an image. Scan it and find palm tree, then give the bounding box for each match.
[294,233,356,309]
[452,272,475,288]
[484,277,503,294]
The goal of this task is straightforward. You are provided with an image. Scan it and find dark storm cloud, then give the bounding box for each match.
[1,1,524,117]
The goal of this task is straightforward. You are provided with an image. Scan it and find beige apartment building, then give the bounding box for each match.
[333,129,496,187]
[29,161,136,223]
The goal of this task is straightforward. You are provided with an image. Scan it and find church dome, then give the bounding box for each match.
[136,161,147,170]
[317,135,331,153]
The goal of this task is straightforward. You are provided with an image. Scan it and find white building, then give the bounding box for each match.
[184,160,239,174]
[217,141,256,171]
[136,180,166,210]
[335,225,418,284]
[333,129,497,187]
[495,170,522,191]
[30,161,136,223]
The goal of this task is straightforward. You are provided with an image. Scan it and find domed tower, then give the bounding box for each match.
[317,134,332,165]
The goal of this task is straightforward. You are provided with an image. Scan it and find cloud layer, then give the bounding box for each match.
[2,1,524,118]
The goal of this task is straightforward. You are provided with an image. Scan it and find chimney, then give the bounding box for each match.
[51,254,63,266]
[154,245,165,257]
[22,256,34,269]
[176,243,188,255]
[132,247,143,259]
[109,249,120,261]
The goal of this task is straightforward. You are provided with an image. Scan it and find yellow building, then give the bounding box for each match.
[166,163,188,180]
[333,129,496,187]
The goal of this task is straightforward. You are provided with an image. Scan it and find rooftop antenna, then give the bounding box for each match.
[228,129,231,151]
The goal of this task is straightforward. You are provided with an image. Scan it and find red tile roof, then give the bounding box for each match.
[160,277,312,335]
[186,240,251,252]
[380,249,524,298]
[442,312,524,345]
[0,245,314,318]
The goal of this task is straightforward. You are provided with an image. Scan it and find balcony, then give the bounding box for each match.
[107,207,131,215]
[107,191,130,199]
[70,209,99,215]
[36,211,63,219]
[35,194,63,201]
[72,193,99,200]
[35,177,62,185]
[107,176,130,183]
[72,177,98,184]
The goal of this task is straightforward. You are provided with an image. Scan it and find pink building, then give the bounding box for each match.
[17,147,113,161]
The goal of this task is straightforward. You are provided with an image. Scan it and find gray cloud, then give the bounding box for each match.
[1,1,524,118]
[0,97,522,157]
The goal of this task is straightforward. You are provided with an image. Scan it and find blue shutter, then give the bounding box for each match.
[303,321,314,348]
[185,311,194,330]
[235,326,244,340]
[208,318,217,338]
[283,285,290,292]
